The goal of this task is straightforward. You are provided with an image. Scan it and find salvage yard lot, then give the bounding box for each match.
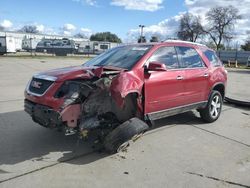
[0,57,250,188]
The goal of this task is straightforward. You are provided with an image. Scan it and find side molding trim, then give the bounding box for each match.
[146,101,207,121]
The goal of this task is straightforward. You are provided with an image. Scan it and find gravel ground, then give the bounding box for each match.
[226,68,250,103]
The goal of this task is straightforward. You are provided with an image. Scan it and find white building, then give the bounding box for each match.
[0,31,88,53]
[0,36,17,54]
[0,31,120,55]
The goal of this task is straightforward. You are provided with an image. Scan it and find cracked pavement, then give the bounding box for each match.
[0,57,250,188]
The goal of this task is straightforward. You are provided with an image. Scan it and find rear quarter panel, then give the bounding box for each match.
[197,46,227,100]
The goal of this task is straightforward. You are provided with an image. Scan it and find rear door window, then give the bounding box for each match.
[204,50,222,67]
[176,46,205,68]
[148,46,179,69]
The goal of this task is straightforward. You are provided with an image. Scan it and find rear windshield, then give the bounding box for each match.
[83,45,152,70]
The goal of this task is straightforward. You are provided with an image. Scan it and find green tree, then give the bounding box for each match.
[241,39,250,51]
[90,32,122,43]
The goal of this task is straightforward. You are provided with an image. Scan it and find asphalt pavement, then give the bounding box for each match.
[0,57,250,188]
[226,68,250,106]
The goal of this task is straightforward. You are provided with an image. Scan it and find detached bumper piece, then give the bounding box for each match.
[24,99,61,128]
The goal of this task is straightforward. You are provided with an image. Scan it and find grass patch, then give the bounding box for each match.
[224,65,250,69]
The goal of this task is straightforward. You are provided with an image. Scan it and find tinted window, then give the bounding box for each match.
[176,46,205,68]
[148,47,179,69]
[83,45,152,70]
[204,50,221,67]
[100,45,108,50]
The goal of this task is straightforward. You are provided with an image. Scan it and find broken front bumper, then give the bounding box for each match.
[24,99,61,128]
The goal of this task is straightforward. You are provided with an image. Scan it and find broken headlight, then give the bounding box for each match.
[54,81,81,98]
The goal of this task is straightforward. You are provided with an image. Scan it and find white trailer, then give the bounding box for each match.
[76,41,120,54]
[0,36,16,55]
[22,37,41,51]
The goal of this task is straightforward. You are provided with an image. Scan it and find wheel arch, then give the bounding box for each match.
[211,83,225,99]
[123,91,143,118]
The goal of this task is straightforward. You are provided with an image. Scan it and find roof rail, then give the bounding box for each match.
[164,40,207,47]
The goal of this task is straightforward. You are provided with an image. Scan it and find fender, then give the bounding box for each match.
[210,82,225,99]
[110,71,144,107]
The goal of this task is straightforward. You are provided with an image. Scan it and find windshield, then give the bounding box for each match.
[83,45,152,70]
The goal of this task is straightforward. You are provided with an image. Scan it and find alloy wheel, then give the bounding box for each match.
[210,95,221,118]
[117,141,130,153]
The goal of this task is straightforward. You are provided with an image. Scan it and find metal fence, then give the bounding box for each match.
[217,50,250,65]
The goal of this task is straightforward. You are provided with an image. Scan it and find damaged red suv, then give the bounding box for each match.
[24,40,227,153]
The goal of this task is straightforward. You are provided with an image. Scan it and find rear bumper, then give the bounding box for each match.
[24,99,61,128]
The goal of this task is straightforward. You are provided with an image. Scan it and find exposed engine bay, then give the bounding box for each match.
[25,68,141,140]
[60,76,138,137]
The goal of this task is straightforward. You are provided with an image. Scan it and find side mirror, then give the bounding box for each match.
[146,62,167,72]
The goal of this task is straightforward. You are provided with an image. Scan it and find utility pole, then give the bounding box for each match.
[30,37,33,56]
[5,31,7,56]
[139,25,145,43]
[235,41,239,61]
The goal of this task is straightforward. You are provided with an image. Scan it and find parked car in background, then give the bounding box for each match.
[24,40,227,153]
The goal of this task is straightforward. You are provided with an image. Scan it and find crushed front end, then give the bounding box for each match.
[24,66,142,140]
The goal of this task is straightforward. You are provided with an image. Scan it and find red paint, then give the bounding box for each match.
[110,71,144,107]
[61,104,81,128]
[25,41,227,125]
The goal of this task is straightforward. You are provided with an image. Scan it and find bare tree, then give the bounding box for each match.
[177,13,204,42]
[205,6,241,50]
[74,33,88,39]
[19,25,39,33]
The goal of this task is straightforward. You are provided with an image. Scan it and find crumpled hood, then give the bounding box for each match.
[34,65,123,82]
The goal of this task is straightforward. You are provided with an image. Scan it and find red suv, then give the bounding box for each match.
[24,40,227,153]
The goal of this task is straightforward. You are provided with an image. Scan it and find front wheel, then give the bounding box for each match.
[200,91,222,123]
[104,118,149,153]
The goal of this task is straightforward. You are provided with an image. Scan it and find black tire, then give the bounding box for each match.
[104,117,149,153]
[200,90,223,123]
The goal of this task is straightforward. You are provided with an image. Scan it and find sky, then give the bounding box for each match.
[0,0,250,43]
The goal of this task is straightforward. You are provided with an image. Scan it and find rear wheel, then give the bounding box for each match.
[200,90,222,123]
[104,117,149,153]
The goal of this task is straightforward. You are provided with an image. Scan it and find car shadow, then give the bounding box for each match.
[0,110,108,167]
[224,101,250,111]
[154,111,202,128]
[0,109,208,167]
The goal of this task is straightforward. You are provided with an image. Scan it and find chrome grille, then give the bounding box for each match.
[28,77,54,95]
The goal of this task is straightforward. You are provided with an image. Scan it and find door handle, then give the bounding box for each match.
[204,73,209,77]
[176,76,184,80]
